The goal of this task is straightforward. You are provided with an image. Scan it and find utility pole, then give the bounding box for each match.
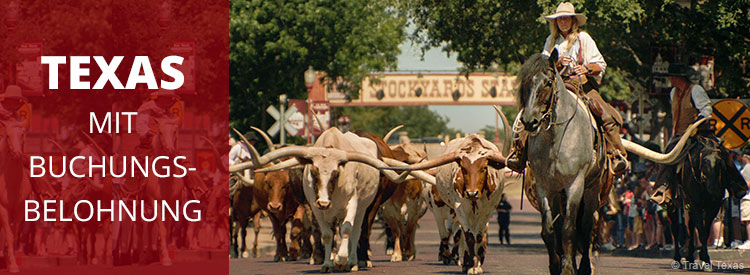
[279,94,287,145]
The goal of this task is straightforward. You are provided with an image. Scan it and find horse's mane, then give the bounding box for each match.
[516,53,550,108]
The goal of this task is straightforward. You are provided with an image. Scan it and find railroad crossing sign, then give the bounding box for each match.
[266,105,298,137]
[710,99,750,149]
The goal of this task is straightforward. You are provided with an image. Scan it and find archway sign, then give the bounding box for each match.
[710,99,750,149]
[324,72,517,106]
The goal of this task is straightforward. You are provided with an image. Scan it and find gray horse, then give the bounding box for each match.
[516,51,697,275]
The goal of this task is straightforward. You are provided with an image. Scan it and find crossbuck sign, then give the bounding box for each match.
[266,105,298,137]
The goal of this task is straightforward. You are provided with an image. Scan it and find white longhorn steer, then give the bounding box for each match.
[230,128,433,272]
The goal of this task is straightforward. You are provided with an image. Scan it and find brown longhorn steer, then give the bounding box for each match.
[393,136,508,274]
[381,143,429,262]
[229,181,262,259]
[350,131,401,268]
[252,165,311,261]
[229,127,434,272]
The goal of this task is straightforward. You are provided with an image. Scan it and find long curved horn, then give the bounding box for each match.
[310,105,327,132]
[200,136,229,173]
[494,105,512,156]
[488,151,508,168]
[382,158,436,185]
[342,151,410,183]
[229,146,309,172]
[425,169,437,176]
[254,158,302,173]
[250,126,275,152]
[232,127,262,168]
[383,125,404,143]
[229,180,240,194]
[234,172,254,187]
[388,152,458,171]
[622,117,708,164]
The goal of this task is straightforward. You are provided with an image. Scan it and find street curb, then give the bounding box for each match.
[602,248,750,261]
[11,249,230,269]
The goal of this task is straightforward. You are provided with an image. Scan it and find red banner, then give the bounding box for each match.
[0,1,229,274]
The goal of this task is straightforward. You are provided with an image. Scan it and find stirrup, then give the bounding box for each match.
[649,185,671,205]
[609,153,628,175]
[617,153,630,171]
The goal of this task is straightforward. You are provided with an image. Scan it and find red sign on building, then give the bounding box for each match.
[16,40,44,96]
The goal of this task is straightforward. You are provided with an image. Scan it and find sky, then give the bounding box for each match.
[395,38,500,134]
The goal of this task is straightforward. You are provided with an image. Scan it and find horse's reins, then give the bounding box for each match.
[535,72,579,133]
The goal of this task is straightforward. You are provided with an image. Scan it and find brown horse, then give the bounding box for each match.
[0,119,32,273]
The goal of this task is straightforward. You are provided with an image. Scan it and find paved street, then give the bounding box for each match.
[229,180,750,274]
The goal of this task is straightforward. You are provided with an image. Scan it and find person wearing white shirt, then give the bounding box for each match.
[507,2,628,174]
[229,131,257,180]
[738,155,750,249]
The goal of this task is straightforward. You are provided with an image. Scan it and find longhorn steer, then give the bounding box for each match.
[252,166,310,261]
[230,128,432,272]
[381,143,429,262]
[351,128,436,267]
[424,181,461,264]
[349,130,401,268]
[229,180,262,259]
[393,135,508,275]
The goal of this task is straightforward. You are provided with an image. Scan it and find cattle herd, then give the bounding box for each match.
[229,107,513,275]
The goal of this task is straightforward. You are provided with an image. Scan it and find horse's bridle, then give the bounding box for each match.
[520,69,580,135]
[520,72,556,131]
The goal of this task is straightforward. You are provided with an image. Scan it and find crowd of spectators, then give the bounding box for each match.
[598,148,750,251]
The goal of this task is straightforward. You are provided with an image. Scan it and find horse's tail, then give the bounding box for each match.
[725,164,749,200]
[720,148,749,199]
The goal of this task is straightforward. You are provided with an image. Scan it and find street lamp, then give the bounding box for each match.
[304,66,315,144]
[304,66,316,87]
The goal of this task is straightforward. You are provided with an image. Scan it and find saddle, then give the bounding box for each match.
[650,134,720,206]
[563,79,604,121]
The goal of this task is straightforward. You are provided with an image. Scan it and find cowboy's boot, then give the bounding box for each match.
[506,134,527,173]
[603,122,628,174]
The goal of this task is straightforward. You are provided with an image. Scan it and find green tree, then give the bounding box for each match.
[339,106,450,138]
[479,125,497,142]
[405,0,750,99]
[230,0,407,138]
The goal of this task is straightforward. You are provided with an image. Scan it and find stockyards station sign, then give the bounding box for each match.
[326,72,517,106]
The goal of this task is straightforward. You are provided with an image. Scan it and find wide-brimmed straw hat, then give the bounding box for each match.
[545,2,587,26]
